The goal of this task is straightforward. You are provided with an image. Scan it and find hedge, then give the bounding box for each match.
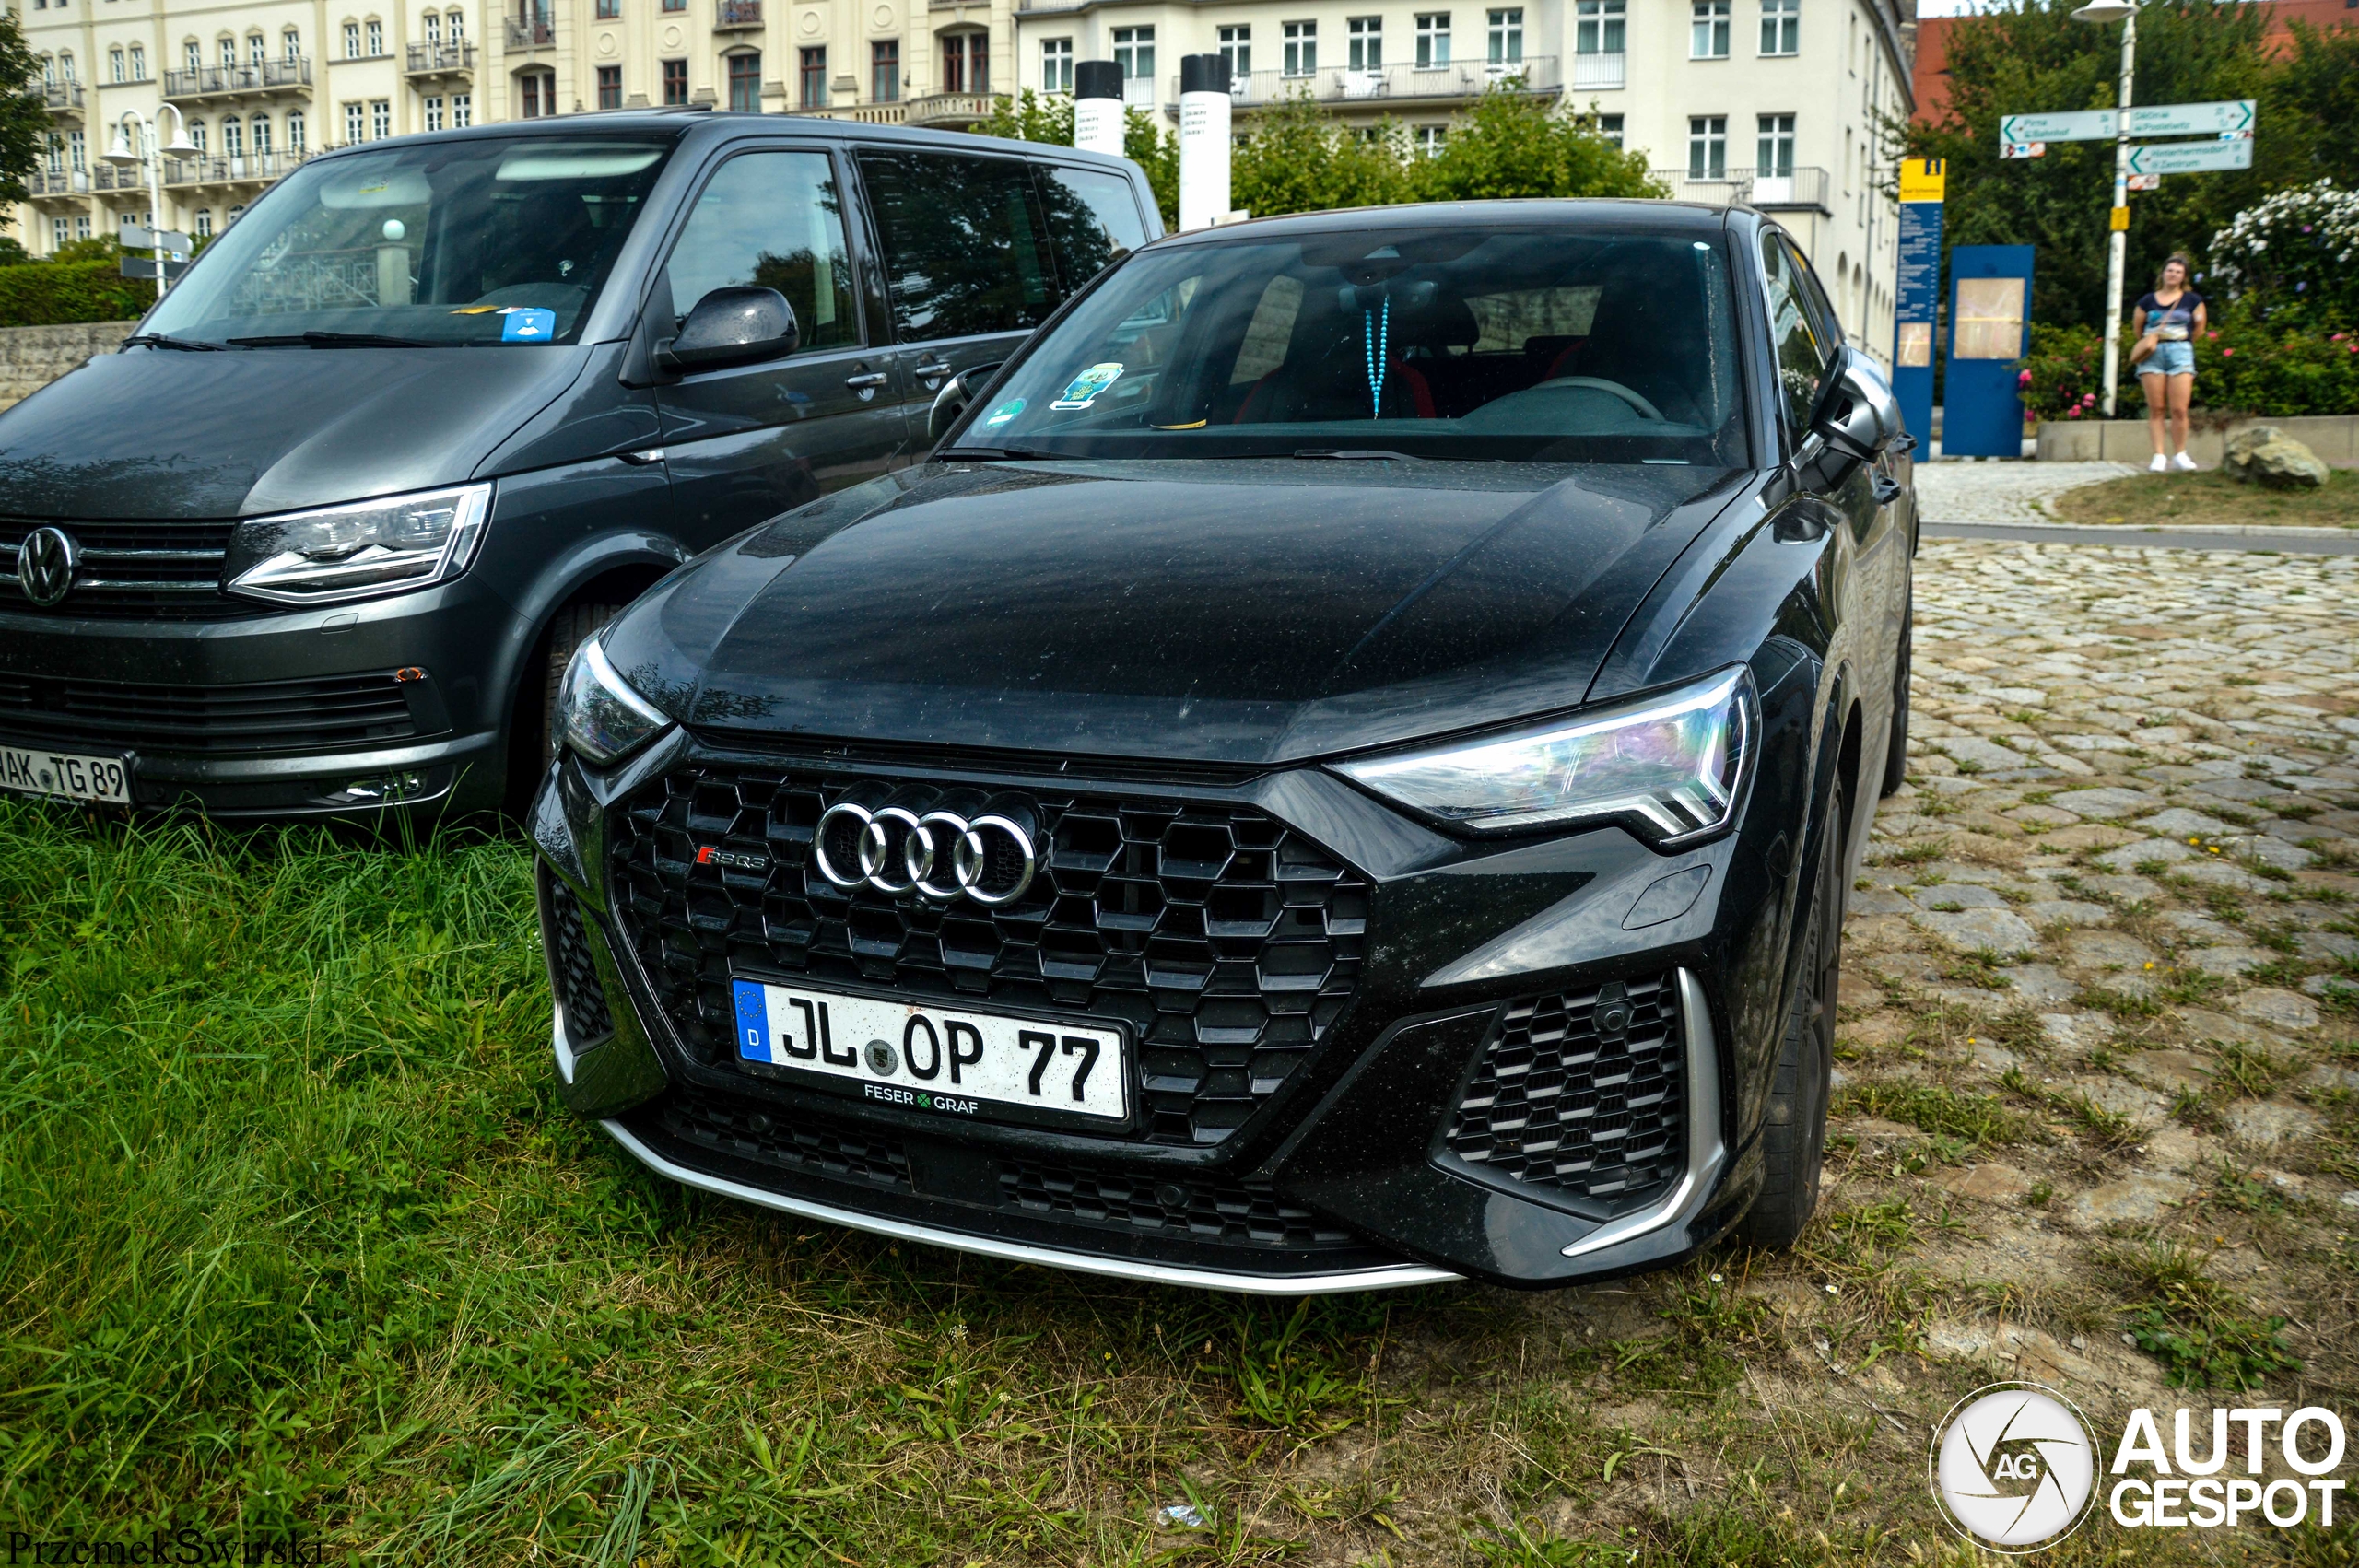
[2016,309,2359,422]
[0,260,149,329]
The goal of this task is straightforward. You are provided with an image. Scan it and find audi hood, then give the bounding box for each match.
[599,458,1751,766]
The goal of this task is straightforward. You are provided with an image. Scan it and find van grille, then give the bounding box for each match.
[0,519,254,620]
[0,669,421,755]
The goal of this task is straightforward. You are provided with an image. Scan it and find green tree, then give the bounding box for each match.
[1232,90,1416,218]
[0,8,48,233]
[978,88,1179,230]
[1417,88,1664,202]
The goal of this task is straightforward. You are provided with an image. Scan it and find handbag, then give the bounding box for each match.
[2130,333,2159,365]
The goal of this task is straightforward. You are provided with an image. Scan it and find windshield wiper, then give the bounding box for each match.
[226,331,438,348]
[936,445,1061,461]
[120,333,227,352]
[1294,448,1425,462]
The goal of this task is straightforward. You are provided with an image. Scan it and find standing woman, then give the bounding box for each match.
[2131,252,2206,472]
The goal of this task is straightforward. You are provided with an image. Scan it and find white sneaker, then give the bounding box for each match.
[2150,454,2169,472]
[2172,451,2199,472]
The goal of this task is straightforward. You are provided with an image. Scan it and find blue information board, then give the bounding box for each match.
[1893,201,1942,453]
[1944,245,2035,459]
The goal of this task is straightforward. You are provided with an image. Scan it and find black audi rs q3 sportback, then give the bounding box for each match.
[532,200,1916,1293]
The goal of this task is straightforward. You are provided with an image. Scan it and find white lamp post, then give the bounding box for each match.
[2071,0,2137,416]
[104,105,200,300]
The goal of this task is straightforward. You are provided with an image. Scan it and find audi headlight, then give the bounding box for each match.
[1336,666,1755,845]
[557,636,673,766]
[225,483,492,605]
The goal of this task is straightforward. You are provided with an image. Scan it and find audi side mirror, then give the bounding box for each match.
[1810,347,1903,463]
[655,286,800,375]
[928,360,1004,445]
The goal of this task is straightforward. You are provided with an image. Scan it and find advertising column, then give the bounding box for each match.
[1073,61,1126,159]
[1177,54,1234,232]
[1892,158,1944,455]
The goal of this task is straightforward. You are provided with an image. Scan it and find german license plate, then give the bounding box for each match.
[731,978,1128,1124]
[0,743,131,805]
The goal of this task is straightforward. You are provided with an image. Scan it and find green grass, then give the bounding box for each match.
[1828,1082,2030,1149]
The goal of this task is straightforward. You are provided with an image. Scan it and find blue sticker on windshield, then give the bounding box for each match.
[1050,363,1123,410]
[501,307,557,343]
[984,398,1026,427]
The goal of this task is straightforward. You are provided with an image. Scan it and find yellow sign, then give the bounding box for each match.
[2109,205,2131,230]
[1898,158,1948,203]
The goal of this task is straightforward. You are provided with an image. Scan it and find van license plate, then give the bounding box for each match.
[730,978,1129,1123]
[0,743,132,805]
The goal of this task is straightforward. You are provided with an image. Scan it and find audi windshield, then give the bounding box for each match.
[954,225,1748,466]
[140,135,675,348]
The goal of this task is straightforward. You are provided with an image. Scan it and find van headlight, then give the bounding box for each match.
[225,483,492,605]
[557,636,673,766]
[1335,666,1755,846]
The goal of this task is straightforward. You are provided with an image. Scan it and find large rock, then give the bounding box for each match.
[2225,426,2330,490]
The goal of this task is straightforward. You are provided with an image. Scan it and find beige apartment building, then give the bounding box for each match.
[8,0,1904,352]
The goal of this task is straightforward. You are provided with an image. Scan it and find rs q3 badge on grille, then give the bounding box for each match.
[814,789,1039,906]
[695,846,769,871]
[16,526,76,609]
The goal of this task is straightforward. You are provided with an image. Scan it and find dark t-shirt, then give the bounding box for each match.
[2136,290,2204,341]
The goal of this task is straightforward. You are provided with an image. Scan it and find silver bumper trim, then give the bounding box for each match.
[597,1117,1461,1296]
[1559,966,1728,1259]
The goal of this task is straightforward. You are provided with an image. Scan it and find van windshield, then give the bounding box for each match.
[955,227,1749,466]
[143,135,675,347]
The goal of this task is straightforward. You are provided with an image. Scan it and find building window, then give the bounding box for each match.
[249,33,266,64]
[1761,0,1797,53]
[66,129,84,170]
[346,101,364,141]
[595,0,616,18]
[1414,13,1448,66]
[519,71,553,115]
[193,209,212,239]
[1593,111,1623,146]
[286,110,303,148]
[43,133,61,172]
[1756,111,1793,175]
[109,48,123,83]
[1486,8,1520,64]
[53,217,70,250]
[662,0,683,12]
[1346,17,1380,70]
[727,51,760,110]
[56,51,73,79]
[1281,20,1313,76]
[425,92,445,128]
[283,29,300,58]
[1575,0,1622,55]
[425,12,441,42]
[1687,113,1726,177]
[1041,38,1071,93]
[869,40,898,101]
[661,58,687,103]
[130,44,146,78]
[1112,26,1152,84]
[221,116,242,156]
[940,32,983,93]
[451,92,471,123]
[1216,25,1249,78]
[218,37,238,67]
[1691,0,1730,58]
[1414,123,1445,156]
[184,41,201,71]
[367,20,383,54]
[251,113,271,153]
[594,65,619,108]
[449,10,464,41]
[800,45,827,105]
[344,22,360,58]
[76,216,93,241]
[370,98,391,136]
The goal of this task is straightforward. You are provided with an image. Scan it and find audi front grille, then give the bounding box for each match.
[604,763,1371,1146]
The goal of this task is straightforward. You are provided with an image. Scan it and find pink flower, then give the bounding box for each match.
[2067,407,2083,418]
[2018,369,2033,386]
[2223,347,2234,357]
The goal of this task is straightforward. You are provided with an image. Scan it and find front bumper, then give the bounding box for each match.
[0,575,531,821]
[533,720,1804,1291]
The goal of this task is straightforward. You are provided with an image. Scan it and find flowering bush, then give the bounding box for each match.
[2013,306,2359,421]
[2209,181,2359,325]
[2014,322,2108,421]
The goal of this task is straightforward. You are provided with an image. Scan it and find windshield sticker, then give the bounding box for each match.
[450,305,501,315]
[984,398,1027,427]
[500,308,557,342]
[1050,363,1123,410]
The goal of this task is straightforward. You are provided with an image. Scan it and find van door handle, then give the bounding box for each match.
[913,356,952,376]
[843,371,890,388]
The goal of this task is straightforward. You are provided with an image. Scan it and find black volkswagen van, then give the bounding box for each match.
[0,111,1157,821]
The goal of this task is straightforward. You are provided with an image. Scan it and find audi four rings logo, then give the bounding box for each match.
[814,792,1039,906]
[16,526,76,609]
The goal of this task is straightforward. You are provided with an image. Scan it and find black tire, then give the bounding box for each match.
[539,602,623,773]
[503,601,623,816]
[1879,599,1912,798]
[1737,776,1847,1250]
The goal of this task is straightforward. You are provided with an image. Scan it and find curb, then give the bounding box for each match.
[1923,519,2357,539]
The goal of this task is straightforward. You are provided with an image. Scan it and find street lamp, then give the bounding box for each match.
[2071,0,2137,417]
[104,105,199,300]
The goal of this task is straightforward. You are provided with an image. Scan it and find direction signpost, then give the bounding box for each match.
[2126,137,2253,176]
[1997,100,2254,143]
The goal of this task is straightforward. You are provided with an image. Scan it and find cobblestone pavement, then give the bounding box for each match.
[1913,459,2138,523]
[1826,535,2359,1407]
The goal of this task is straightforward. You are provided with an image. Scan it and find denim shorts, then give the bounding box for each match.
[2142,340,2195,378]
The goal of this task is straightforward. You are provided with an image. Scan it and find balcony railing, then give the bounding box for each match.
[504,17,555,47]
[1569,49,1624,89]
[162,58,312,98]
[1651,164,1830,213]
[791,100,908,123]
[42,82,86,112]
[907,89,1001,126]
[715,0,763,28]
[1190,55,1557,109]
[27,169,90,196]
[405,41,477,74]
[164,149,313,187]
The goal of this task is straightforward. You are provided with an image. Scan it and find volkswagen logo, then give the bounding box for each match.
[814,790,1039,906]
[15,526,76,609]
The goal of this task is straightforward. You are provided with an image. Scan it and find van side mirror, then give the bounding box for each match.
[1809,347,1902,464]
[655,286,799,375]
[928,361,1003,444]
